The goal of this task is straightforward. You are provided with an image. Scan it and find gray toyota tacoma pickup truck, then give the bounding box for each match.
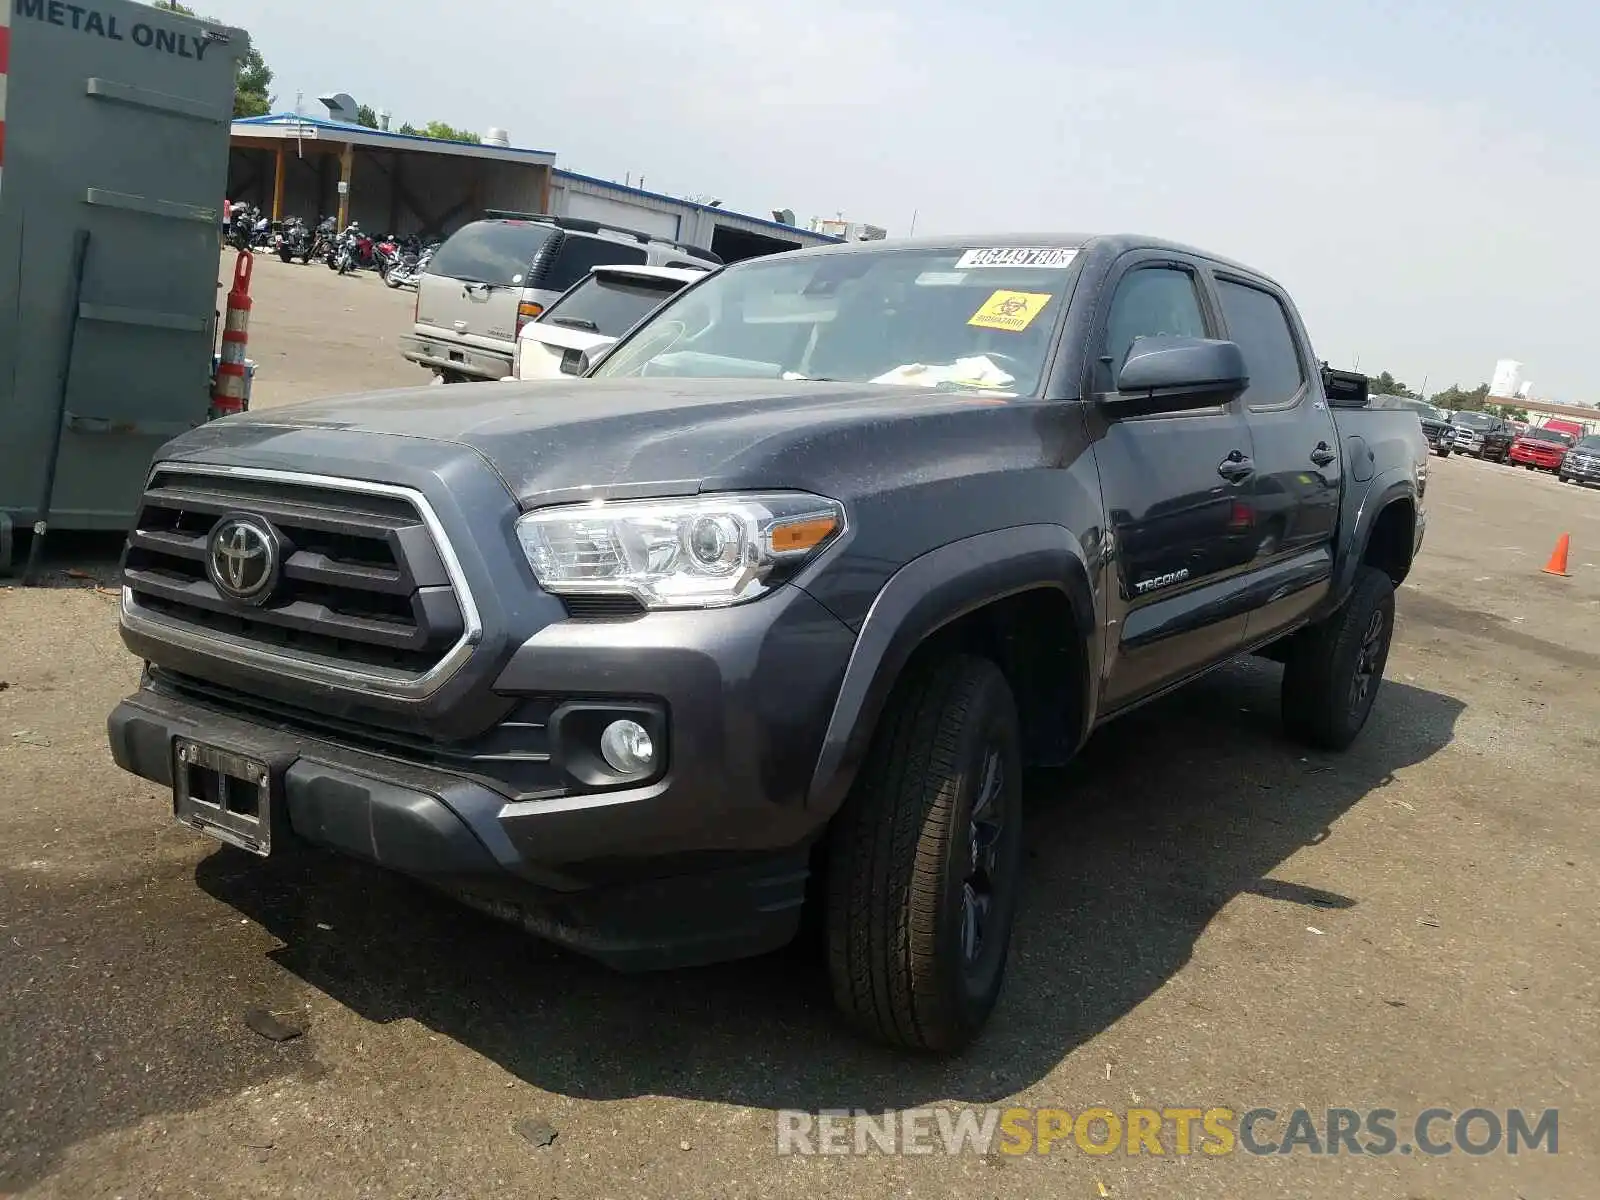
[108,233,1427,1051]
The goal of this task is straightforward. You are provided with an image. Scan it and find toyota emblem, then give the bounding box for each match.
[206,514,280,604]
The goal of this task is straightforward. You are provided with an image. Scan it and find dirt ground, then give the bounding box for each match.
[0,256,1596,1198]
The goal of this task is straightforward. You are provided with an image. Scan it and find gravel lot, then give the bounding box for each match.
[1,256,1596,1198]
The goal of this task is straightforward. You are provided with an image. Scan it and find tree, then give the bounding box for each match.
[1431,383,1492,413]
[398,122,420,136]
[1368,371,1416,399]
[356,104,381,129]
[419,121,481,144]
[151,1,273,117]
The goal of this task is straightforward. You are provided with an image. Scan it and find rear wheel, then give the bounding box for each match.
[1281,565,1395,751]
[825,654,1024,1052]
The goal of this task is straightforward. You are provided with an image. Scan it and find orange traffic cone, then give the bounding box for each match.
[1542,533,1571,577]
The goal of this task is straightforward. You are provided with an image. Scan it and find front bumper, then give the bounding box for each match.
[399,333,512,381]
[1563,456,1600,482]
[1510,449,1563,469]
[109,583,859,970]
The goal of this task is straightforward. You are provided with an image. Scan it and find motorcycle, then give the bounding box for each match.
[225,203,258,251]
[332,223,376,275]
[373,234,402,281]
[274,216,314,264]
[384,238,439,289]
[310,216,337,264]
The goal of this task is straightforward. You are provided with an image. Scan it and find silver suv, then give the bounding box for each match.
[399,213,722,383]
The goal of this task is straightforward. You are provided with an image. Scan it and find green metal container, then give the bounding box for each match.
[0,0,247,566]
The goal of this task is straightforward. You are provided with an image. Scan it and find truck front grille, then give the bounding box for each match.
[122,466,477,691]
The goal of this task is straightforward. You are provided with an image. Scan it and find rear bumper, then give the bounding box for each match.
[399,334,511,381]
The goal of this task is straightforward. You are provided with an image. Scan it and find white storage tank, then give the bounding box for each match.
[1490,359,1524,398]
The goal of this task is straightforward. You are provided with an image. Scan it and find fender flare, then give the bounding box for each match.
[1326,469,1417,609]
[805,524,1097,817]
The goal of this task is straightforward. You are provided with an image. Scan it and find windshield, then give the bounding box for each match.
[591,245,1082,394]
[1575,436,1600,452]
[537,273,691,338]
[1452,412,1494,428]
[427,220,553,287]
[1520,428,1574,446]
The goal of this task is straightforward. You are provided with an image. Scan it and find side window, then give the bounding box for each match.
[545,237,648,291]
[1100,267,1208,389]
[1215,279,1305,408]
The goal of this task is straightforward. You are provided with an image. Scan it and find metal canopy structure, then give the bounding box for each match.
[228,114,558,240]
[228,115,841,259]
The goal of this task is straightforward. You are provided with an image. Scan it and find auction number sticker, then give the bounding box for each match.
[954,247,1078,269]
[968,290,1053,333]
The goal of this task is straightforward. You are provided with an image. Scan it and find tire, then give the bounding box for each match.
[824,653,1024,1052]
[384,269,405,289]
[1281,565,1395,751]
[277,247,292,264]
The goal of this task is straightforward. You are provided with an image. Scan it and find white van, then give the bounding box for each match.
[509,264,712,381]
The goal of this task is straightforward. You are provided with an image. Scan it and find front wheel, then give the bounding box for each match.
[1281,565,1395,751]
[824,654,1024,1052]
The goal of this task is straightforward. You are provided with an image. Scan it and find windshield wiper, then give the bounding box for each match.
[549,317,599,331]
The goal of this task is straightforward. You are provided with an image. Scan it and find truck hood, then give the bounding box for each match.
[201,377,1000,505]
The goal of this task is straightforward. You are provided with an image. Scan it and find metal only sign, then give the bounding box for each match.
[12,0,221,60]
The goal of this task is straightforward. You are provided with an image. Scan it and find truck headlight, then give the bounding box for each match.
[515,492,845,609]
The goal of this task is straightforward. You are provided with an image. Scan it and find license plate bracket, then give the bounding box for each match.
[173,739,276,856]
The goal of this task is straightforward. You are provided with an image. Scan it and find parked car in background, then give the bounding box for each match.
[400,214,723,383]
[1509,426,1574,472]
[1558,435,1600,487]
[508,263,712,381]
[1449,411,1513,462]
[1375,395,1456,456]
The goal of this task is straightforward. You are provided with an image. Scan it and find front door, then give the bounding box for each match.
[1086,256,1258,711]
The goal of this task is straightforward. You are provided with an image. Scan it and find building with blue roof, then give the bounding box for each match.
[229,111,839,262]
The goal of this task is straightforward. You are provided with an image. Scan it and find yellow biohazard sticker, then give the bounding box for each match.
[968,290,1053,333]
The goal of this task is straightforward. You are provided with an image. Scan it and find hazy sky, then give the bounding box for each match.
[205,0,1597,401]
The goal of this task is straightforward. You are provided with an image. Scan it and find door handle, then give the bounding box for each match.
[1217,450,1255,482]
[1310,442,1337,467]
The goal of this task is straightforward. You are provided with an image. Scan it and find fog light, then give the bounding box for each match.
[599,719,655,775]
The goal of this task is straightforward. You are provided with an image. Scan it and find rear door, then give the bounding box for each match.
[1210,271,1340,643]
[1087,253,1258,711]
[416,221,554,350]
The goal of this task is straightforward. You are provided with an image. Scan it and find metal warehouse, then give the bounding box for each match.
[227,113,837,261]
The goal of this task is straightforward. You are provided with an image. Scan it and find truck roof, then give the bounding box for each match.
[775,231,1269,281]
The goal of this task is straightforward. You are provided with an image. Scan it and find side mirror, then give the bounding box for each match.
[1108,336,1248,414]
